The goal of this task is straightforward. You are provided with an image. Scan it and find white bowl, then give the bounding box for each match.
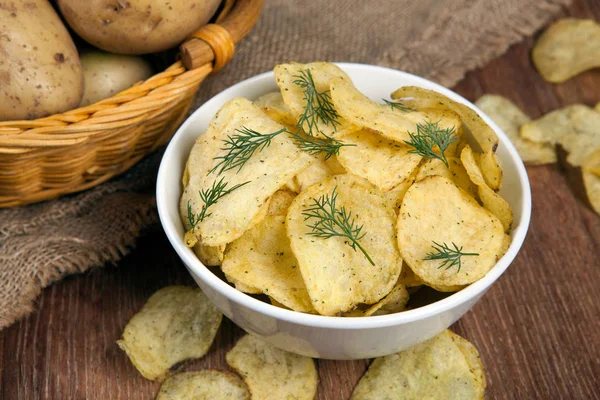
[157,63,531,360]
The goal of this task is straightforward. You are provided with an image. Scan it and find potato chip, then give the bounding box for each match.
[226,334,318,400]
[225,274,262,294]
[461,145,513,232]
[331,76,460,146]
[222,216,314,312]
[274,62,357,137]
[397,176,505,291]
[323,154,347,174]
[294,155,336,192]
[156,370,250,400]
[448,331,486,396]
[117,286,222,381]
[192,243,225,267]
[336,129,422,192]
[416,157,478,199]
[532,18,600,83]
[583,150,600,215]
[269,296,290,309]
[180,98,314,247]
[397,262,423,288]
[520,104,600,167]
[350,330,485,400]
[254,91,296,126]
[267,190,297,216]
[382,171,418,213]
[287,174,403,315]
[475,94,556,164]
[392,86,502,191]
[345,281,410,317]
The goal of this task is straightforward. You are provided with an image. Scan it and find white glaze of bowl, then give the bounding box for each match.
[157,63,531,360]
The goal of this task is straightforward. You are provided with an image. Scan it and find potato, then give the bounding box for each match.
[0,0,83,120]
[79,51,153,106]
[57,0,222,55]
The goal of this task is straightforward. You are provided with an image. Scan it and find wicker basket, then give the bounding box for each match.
[0,0,263,208]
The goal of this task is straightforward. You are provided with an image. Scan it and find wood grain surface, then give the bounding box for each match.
[2,0,600,398]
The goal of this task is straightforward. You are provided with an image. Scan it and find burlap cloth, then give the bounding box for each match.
[0,0,570,330]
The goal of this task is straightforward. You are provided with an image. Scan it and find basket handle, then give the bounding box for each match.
[180,0,264,71]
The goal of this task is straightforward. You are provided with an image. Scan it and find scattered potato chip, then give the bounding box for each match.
[461,145,513,232]
[416,157,478,199]
[336,129,422,192]
[583,150,600,215]
[331,76,460,145]
[274,62,357,137]
[532,18,600,83]
[222,216,314,312]
[156,370,250,400]
[226,335,318,400]
[267,190,297,216]
[294,155,336,192]
[520,104,600,167]
[287,174,403,315]
[448,331,486,397]
[192,243,225,266]
[180,98,314,247]
[475,94,556,164]
[254,91,297,126]
[117,286,222,381]
[392,86,503,191]
[350,330,485,400]
[397,176,505,291]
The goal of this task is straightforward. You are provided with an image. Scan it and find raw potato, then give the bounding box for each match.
[287,175,403,315]
[461,145,513,233]
[392,86,503,191]
[532,18,600,83]
[180,98,314,247]
[416,157,478,199]
[520,104,600,167]
[0,0,83,120]
[117,286,222,381]
[337,129,422,192]
[57,0,221,55]
[222,216,314,312]
[397,176,505,291]
[274,62,357,137]
[79,51,153,106]
[350,330,485,400]
[226,335,318,400]
[331,76,460,145]
[157,371,250,400]
[475,95,556,165]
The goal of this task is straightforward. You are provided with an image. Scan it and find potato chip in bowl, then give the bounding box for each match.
[157,62,531,359]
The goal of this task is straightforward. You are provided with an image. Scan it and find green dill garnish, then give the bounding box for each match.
[293,69,340,136]
[288,131,354,160]
[423,241,479,273]
[404,120,457,168]
[302,186,375,266]
[185,177,249,247]
[382,99,416,112]
[209,126,287,175]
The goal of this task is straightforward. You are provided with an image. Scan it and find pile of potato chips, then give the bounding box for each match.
[180,62,514,317]
[118,285,485,399]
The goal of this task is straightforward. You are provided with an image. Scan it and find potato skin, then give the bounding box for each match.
[0,0,83,120]
[79,51,153,106]
[57,0,222,55]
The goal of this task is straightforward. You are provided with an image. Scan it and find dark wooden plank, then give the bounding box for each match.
[2,0,600,398]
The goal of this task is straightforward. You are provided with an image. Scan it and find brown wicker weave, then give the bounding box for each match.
[0,0,263,208]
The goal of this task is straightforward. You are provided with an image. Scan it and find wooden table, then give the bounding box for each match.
[2,1,600,399]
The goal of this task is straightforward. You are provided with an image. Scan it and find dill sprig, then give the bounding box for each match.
[288,131,354,160]
[423,241,479,273]
[382,99,416,113]
[209,126,287,175]
[186,177,249,232]
[404,120,457,168]
[293,69,340,136]
[302,186,375,266]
